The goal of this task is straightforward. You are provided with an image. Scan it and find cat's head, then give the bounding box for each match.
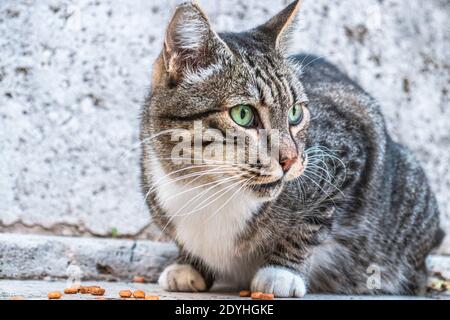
[142,1,310,200]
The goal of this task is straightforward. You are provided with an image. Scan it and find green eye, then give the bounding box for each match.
[230,104,255,127]
[288,103,304,125]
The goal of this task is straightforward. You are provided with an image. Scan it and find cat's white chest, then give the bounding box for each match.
[151,160,261,280]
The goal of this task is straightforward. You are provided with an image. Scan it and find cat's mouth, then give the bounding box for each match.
[256,180,282,189]
[250,179,284,197]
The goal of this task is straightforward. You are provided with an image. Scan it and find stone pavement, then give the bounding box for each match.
[2,233,450,283]
[1,233,449,300]
[0,233,177,282]
[1,280,448,300]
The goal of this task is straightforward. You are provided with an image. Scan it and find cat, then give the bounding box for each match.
[140,1,443,296]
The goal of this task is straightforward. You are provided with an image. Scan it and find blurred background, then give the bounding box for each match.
[0,0,449,281]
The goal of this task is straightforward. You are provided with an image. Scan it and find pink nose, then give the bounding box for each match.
[280,157,297,173]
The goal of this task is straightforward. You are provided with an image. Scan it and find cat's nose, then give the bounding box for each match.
[280,156,297,173]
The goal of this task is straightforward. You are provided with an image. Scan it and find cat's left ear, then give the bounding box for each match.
[163,2,232,83]
[253,0,302,53]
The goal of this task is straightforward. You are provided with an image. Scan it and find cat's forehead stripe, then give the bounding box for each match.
[183,63,223,84]
[245,55,297,107]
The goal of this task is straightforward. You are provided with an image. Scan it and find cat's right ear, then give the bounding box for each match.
[163,2,231,84]
[253,0,302,54]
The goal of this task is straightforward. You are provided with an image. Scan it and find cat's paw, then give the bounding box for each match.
[158,264,207,292]
[251,266,307,298]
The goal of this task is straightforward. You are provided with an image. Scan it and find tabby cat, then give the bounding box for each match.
[140,1,443,296]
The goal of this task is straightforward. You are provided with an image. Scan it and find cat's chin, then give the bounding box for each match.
[250,180,284,201]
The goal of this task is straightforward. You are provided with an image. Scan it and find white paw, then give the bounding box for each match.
[251,266,307,298]
[158,264,207,292]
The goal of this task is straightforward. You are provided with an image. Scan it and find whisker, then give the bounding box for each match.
[165,172,246,205]
[180,177,248,219]
[146,164,238,194]
[168,175,246,218]
[155,175,246,239]
[206,176,256,221]
[304,167,345,197]
[301,172,337,205]
[140,166,240,217]
[119,129,184,160]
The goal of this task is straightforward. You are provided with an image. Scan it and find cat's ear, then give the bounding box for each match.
[253,0,302,53]
[163,2,231,83]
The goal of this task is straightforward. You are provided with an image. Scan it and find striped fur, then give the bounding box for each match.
[140,1,443,296]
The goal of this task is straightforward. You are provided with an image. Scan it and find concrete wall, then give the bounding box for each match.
[0,0,449,251]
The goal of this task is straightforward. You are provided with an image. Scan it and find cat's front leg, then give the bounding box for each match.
[158,264,207,292]
[251,243,311,298]
[251,265,307,298]
[158,251,214,292]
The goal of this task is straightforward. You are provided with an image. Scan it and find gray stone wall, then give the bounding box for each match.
[0,0,449,251]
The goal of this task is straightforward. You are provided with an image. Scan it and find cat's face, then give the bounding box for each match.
[143,1,308,200]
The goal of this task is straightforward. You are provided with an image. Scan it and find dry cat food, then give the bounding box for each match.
[80,286,98,294]
[64,285,105,296]
[239,290,251,297]
[261,293,275,300]
[90,287,106,296]
[119,290,133,298]
[249,291,275,300]
[133,276,146,283]
[64,287,79,294]
[47,291,62,299]
[145,295,160,300]
[133,290,146,299]
[250,292,263,300]
[79,286,90,294]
